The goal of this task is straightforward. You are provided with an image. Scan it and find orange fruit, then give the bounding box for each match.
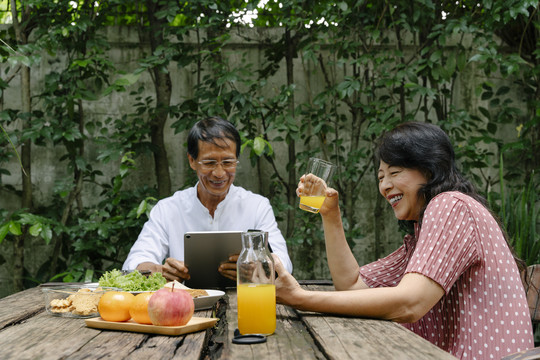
[129,292,154,324]
[98,291,135,322]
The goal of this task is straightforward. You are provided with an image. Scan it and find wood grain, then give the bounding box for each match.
[0,294,217,360]
[0,285,460,360]
[299,285,457,360]
[72,307,217,360]
[0,287,43,329]
[215,288,331,359]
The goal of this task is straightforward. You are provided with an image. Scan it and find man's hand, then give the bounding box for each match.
[219,254,239,281]
[162,258,190,282]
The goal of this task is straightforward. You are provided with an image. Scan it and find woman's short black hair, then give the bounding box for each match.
[187,116,241,159]
[376,122,484,224]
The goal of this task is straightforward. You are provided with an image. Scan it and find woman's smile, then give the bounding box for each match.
[388,194,403,207]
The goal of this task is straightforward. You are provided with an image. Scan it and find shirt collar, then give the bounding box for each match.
[193,182,238,210]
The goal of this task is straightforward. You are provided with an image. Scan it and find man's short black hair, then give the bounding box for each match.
[187,116,241,159]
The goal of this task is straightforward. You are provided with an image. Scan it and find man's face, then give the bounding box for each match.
[188,138,238,202]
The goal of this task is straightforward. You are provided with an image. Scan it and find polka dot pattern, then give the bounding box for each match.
[359,191,533,359]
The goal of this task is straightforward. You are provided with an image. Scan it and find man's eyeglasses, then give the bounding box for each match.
[197,159,239,171]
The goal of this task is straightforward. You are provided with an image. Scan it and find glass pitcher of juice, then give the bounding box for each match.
[237,231,276,335]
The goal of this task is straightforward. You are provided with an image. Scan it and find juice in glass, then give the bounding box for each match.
[299,195,326,213]
[237,283,276,335]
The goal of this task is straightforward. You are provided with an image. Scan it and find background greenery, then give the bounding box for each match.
[0,0,538,297]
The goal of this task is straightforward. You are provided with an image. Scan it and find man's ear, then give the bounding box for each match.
[188,154,197,171]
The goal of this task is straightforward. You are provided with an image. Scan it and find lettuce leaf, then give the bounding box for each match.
[98,269,167,291]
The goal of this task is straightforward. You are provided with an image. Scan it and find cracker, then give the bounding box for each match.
[49,288,101,316]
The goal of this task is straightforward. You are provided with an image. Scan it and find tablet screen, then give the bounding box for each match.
[183,231,242,289]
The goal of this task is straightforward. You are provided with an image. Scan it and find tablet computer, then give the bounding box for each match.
[183,231,243,289]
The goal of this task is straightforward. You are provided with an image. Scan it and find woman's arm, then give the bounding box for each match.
[299,273,443,322]
[274,254,444,323]
[298,174,366,290]
[320,194,368,290]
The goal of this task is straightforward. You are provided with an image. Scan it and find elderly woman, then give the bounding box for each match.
[273,122,533,359]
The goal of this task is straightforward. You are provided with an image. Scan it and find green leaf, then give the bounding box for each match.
[9,221,22,236]
[0,223,9,243]
[338,2,348,11]
[479,107,491,120]
[240,140,252,154]
[266,141,274,156]
[72,59,90,68]
[496,86,510,96]
[19,213,48,225]
[457,52,467,71]
[113,73,141,87]
[29,223,42,237]
[119,163,130,177]
[468,54,485,62]
[487,122,497,134]
[41,226,53,245]
[429,50,442,63]
[75,157,86,170]
[136,199,147,218]
[481,91,493,100]
[253,136,266,156]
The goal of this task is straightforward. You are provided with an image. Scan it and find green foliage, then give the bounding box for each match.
[501,176,539,265]
[0,0,539,289]
[488,148,540,265]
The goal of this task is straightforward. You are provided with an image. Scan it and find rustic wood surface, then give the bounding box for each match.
[0,287,43,330]
[0,284,457,359]
[216,286,326,359]
[298,285,457,360]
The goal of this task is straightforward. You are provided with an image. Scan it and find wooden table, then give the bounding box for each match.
[0,284,457,359]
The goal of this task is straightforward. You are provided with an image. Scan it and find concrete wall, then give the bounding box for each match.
[0,26,520,297]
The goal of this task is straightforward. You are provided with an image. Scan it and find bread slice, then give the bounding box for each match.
[185,289,209,298]
[164,280,208,298]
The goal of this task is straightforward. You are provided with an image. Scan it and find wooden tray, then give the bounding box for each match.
[85,316,218,336]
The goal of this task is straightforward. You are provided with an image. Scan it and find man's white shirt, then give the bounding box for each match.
[123,184,293,273]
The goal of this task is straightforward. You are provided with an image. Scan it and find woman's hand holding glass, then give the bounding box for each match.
[298,158,336,213]
[297,174,339,216]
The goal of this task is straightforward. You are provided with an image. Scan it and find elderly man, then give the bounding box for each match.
[123,116,293,282]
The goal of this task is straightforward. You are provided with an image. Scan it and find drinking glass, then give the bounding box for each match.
[299,158,335,213]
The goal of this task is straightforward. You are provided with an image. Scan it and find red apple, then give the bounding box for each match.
[147,285,194,326]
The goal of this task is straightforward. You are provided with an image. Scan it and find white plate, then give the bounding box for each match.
[194,289,225,310]
[83,282,100,288]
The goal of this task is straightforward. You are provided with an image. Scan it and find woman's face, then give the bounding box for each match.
[378,161,428,221]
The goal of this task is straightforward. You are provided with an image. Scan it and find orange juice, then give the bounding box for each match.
[237,283,276,335]
[299,195,326,213]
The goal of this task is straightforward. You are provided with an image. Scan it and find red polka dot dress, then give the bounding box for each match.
[359,191,533,359]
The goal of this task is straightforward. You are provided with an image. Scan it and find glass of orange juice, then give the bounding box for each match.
[299,158,336,213]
